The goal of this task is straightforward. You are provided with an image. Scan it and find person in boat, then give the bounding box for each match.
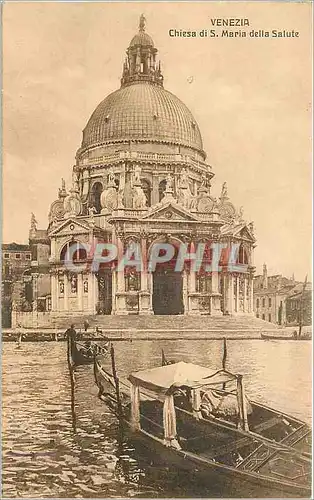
[81,340,94,356]
[64,324,77,341]
[83,320,89,332]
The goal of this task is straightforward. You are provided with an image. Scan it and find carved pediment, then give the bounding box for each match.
[238,226,255,241]
[141,202,200,222]
[49,218,90,237]
[221,223,255,242]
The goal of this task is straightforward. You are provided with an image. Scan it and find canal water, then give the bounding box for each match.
[2,339,312,498]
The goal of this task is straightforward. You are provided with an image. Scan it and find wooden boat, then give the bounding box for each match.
[67,337,108,367]
[94,357,311,497]
[261,332,311,341]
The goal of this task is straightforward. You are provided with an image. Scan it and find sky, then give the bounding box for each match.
[2,1,312,281]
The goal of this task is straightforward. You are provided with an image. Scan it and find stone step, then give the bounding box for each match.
[51,314,278,332]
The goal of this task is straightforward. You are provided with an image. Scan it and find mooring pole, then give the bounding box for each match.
[222,337,227,390]
[110,343,123,417]
[66,336,77,432]
[222,337,227,370]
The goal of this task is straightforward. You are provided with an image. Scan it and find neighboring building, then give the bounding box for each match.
[1,219,51,327]
[286,282,312,327]
[2,243,32,327]
[4,17,258,321]
[254,264,311,326]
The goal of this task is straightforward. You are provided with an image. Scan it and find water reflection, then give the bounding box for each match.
[2,339,311,498]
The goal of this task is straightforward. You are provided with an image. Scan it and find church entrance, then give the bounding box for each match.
[152,267,184,315]
[97,272,112,315]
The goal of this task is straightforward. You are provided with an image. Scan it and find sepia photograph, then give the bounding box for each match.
[2,1,312,498]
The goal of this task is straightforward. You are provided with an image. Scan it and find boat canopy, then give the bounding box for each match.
[128,361,237,395]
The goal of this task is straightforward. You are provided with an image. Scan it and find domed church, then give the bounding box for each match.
[47,15,256,317]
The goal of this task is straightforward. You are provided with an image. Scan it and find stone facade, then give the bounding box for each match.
[46,18,256,317]
[253,264,311,325]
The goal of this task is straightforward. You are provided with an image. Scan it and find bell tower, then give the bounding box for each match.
[121,15,163,87]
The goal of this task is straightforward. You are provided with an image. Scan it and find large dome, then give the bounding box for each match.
[81,83,204,154]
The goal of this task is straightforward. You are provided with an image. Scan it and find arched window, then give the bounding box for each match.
[60,241,87,263]
[237,244,248,265]
[141,179,151,206]
[256,298,260,308]
[90,182,103,214]
[159,179,167,202]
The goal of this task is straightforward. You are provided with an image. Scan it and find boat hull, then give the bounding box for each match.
[67,338,94,367]
[93,358,311,498]
[261,333,311,341]
[124,424,311,498]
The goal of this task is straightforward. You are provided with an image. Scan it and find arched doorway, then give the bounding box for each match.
[90,182,103,214]
[97,272,112,315]
[151,242,184,315]
[141,179,151,207]
[158,179,167,202]
[152,265,184,315]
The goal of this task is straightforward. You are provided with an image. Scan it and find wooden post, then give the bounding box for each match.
[222,337,227,390]
[130,383,141,431]
[110,343,123,417]
[66,336,76,432]
[161,349,167,366]
[236,375,249,431]
[222,337,227,370]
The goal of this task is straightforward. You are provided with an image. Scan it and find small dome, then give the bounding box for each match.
[130,31,154,48]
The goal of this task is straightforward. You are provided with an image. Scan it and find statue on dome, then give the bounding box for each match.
[72,170,80,192]
[133,165,142,186]
[117,190,125,208]
[107,168,116,187]
[63,190,82,218]
[221,182,228,199]
[139,14,146,32]
[88,206,97,217]
[179,168,189,189]
[165,173,174,192]
[58,178,67,199]
[30,212,37,233]
[132,185,147,209]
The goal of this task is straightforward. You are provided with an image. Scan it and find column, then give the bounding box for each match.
[51,273,57,312]
[78,273,83,311]
[149,273,153,310]
[189,242,196,292]
[51,239,56,260]
[93,273,98,312]
[151,173,159,205]
[228,275,234,315]
[64,273,68,311]
[187,242,197,314]
[243,277,247,313]
[140,238,148,291]
[235,275,239,313]
[111,268,116,314]
[249,276,254,314]
[139,238,152,315]
[183,268,188,314]
[117,237,125,292]
[87,273,93,312]
[211,271,222,316]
